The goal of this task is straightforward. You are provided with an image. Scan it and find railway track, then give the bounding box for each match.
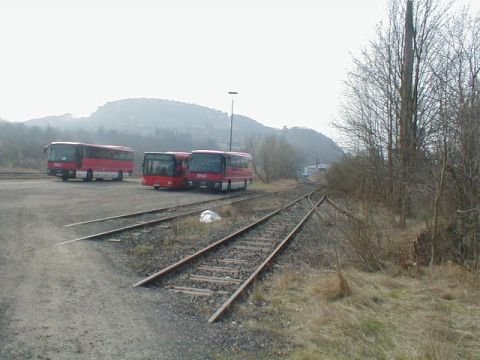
[0,172,48,179]
[64,190,270,228]
[59,187,311,245]
[133,188,326,323]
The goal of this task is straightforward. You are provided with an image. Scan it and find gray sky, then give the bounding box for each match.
[1,0,478,140]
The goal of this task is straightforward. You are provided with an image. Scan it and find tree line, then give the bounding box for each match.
[329,0,480,269]
[0,122,212,171]
[0,121,305,181]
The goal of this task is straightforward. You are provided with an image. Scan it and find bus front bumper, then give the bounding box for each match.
[47,169,76,178]
[187,180,223,190]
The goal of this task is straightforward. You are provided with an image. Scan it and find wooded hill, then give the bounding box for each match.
[0,98,343,170]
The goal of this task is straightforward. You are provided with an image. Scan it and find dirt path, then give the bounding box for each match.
[0,180,270,359]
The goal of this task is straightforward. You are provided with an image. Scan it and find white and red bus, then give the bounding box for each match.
[141,152,190,190]
[45,142,134,181]
[186,150,253,191]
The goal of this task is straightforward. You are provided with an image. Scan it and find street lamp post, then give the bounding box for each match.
[228,91,238,152]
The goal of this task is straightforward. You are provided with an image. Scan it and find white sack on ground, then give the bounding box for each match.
[199,210,221,223]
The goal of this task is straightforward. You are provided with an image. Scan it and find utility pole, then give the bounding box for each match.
[399,0,414,227]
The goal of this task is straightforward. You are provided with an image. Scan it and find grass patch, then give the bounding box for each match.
[245,264,480,359]
[129,244,154,257]
[0,166,41,172]
[128,244,154,271]
[359,316,383,335]
[166,217,226,244]
[250,179,300,193]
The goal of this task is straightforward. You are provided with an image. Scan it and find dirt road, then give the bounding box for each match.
[0,179,270,359]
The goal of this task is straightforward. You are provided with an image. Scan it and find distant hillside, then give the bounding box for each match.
[24,98,343,165]
[280,127,344,165]
[24,113,76,128]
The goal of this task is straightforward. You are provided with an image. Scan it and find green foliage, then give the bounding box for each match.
[359,317,383,335]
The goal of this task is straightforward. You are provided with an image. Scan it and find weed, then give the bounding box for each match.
[359,317,383,335]
[389,289,403,298]
[129,244,153,257]
[250,287,266,304]
[245,265,480,359]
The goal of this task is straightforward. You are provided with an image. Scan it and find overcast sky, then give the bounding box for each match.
[1,0,478,140]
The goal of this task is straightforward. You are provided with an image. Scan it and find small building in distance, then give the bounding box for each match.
[303,163,330,177]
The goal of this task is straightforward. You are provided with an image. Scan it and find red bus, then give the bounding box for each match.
[45,142,134,181]
[186,150,253,191]
[141,152,190,190]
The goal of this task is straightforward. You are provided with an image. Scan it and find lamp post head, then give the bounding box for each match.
[228,91,238,95]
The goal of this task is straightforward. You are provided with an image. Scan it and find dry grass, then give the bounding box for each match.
[129,244,154,256]
[244,264,480,359]
[328,199,427,271]
[250,179,300,193]
[164,217,227,244]
[0,166,41,172]
[161,203,255,245]
[128,244,155,270]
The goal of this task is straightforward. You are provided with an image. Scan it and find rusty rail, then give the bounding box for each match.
[64,191,272,227]
[208,195,327,322]
[58,189,302,245]
[132,190,319,287]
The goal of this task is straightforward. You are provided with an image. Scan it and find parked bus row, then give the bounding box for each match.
[44,142,253,191]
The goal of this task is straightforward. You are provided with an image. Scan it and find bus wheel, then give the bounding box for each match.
[117,171,123,181]
[243,180,247,190]
[227,181,231,192]
[154,185,160,190]
[62,176,68,182]
[86,170,93,182]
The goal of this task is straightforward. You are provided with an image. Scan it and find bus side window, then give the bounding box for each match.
[224,156,230,173]
[75,147,83,165]
[175,160,182,176]
[179,160,187,175]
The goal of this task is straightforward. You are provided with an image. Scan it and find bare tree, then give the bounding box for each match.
[247,134,303,183]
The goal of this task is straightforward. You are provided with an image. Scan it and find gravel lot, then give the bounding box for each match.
[0,179,285,359]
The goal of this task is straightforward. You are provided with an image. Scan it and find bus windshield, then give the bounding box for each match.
[189,153,224,173]
[143,154,175,176]
[48,144,78,162]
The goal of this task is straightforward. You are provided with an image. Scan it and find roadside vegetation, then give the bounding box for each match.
[241,1,480,358]
[246,263,479,359]
[240,201,480,359]
[250,178,299,193]
[246,135,303,183]
[332,0,480,269]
